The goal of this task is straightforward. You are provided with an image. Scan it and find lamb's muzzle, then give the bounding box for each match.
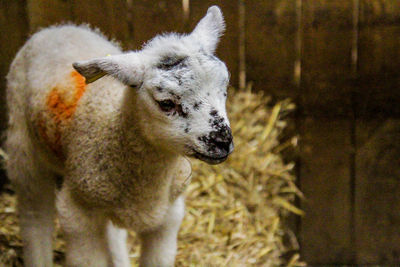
[193,124,234,164]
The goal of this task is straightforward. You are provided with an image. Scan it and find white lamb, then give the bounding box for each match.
[5,6,233,267]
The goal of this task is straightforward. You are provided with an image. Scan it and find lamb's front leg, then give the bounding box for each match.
[107,221,130,267]
[57,187,110,267]
[139,196,185,267]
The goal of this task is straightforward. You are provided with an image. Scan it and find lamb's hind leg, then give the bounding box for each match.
[139,196,185,267]
[6,143,56,267]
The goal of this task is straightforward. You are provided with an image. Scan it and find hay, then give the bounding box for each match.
[0,86,304,266]
[174,86,304,266]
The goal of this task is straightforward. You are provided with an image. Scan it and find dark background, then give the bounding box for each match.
[1,0,399,265]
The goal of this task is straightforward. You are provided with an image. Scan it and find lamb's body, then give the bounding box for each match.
[9,24,189,228]
[7,25,189,266]
[6,6,232,267]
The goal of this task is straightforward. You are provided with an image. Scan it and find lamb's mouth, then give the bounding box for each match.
[192,150,228,165]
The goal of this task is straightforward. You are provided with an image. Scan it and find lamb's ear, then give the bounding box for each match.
[72,53,144,87]
[190,6,225,54]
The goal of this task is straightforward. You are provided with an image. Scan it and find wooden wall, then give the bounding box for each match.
[298,0,400,264]
[0,0,399,265]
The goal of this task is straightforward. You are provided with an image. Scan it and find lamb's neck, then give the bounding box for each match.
[118,88,180,178]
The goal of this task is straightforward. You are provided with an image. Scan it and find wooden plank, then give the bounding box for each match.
[189,1,239,88]
[355,2,400,261]
[28,0,132,49]
[0,0,29,189]
[355,119,400,264]
[72,0,131,49]
[299,3,355,262]
[301,0,353,117]
[104,0,132,49]
[245,0,296,98]
[299,118,353,264]
[356,24,400,117]
[352,0,400,118]
[360,0,400,26]
[131,0,183,50]
[0,0,29,129]
[26,0,73,32]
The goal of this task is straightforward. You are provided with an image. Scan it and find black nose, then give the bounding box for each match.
[209,126,233,153]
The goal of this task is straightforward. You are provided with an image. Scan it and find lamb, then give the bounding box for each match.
[5,6,233,267]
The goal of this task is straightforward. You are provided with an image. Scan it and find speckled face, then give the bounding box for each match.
[73,5,233,164]
[138,51,233,164]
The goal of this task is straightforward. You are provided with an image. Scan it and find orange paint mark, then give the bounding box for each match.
[39,70,87,159]
[47,70,87,122]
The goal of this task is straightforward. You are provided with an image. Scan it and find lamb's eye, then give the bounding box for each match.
[157,100,175,112]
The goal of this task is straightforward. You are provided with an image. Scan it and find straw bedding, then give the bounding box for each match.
[0,87,304,266]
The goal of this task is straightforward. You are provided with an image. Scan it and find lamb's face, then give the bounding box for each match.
[73,6,233,164]
[137,49,233,164]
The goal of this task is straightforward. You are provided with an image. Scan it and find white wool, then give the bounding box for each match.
[5,6,232,267]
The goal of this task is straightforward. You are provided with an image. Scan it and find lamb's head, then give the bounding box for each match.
[73,6,233,164]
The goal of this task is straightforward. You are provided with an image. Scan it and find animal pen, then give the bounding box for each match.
[0,0,399,266]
